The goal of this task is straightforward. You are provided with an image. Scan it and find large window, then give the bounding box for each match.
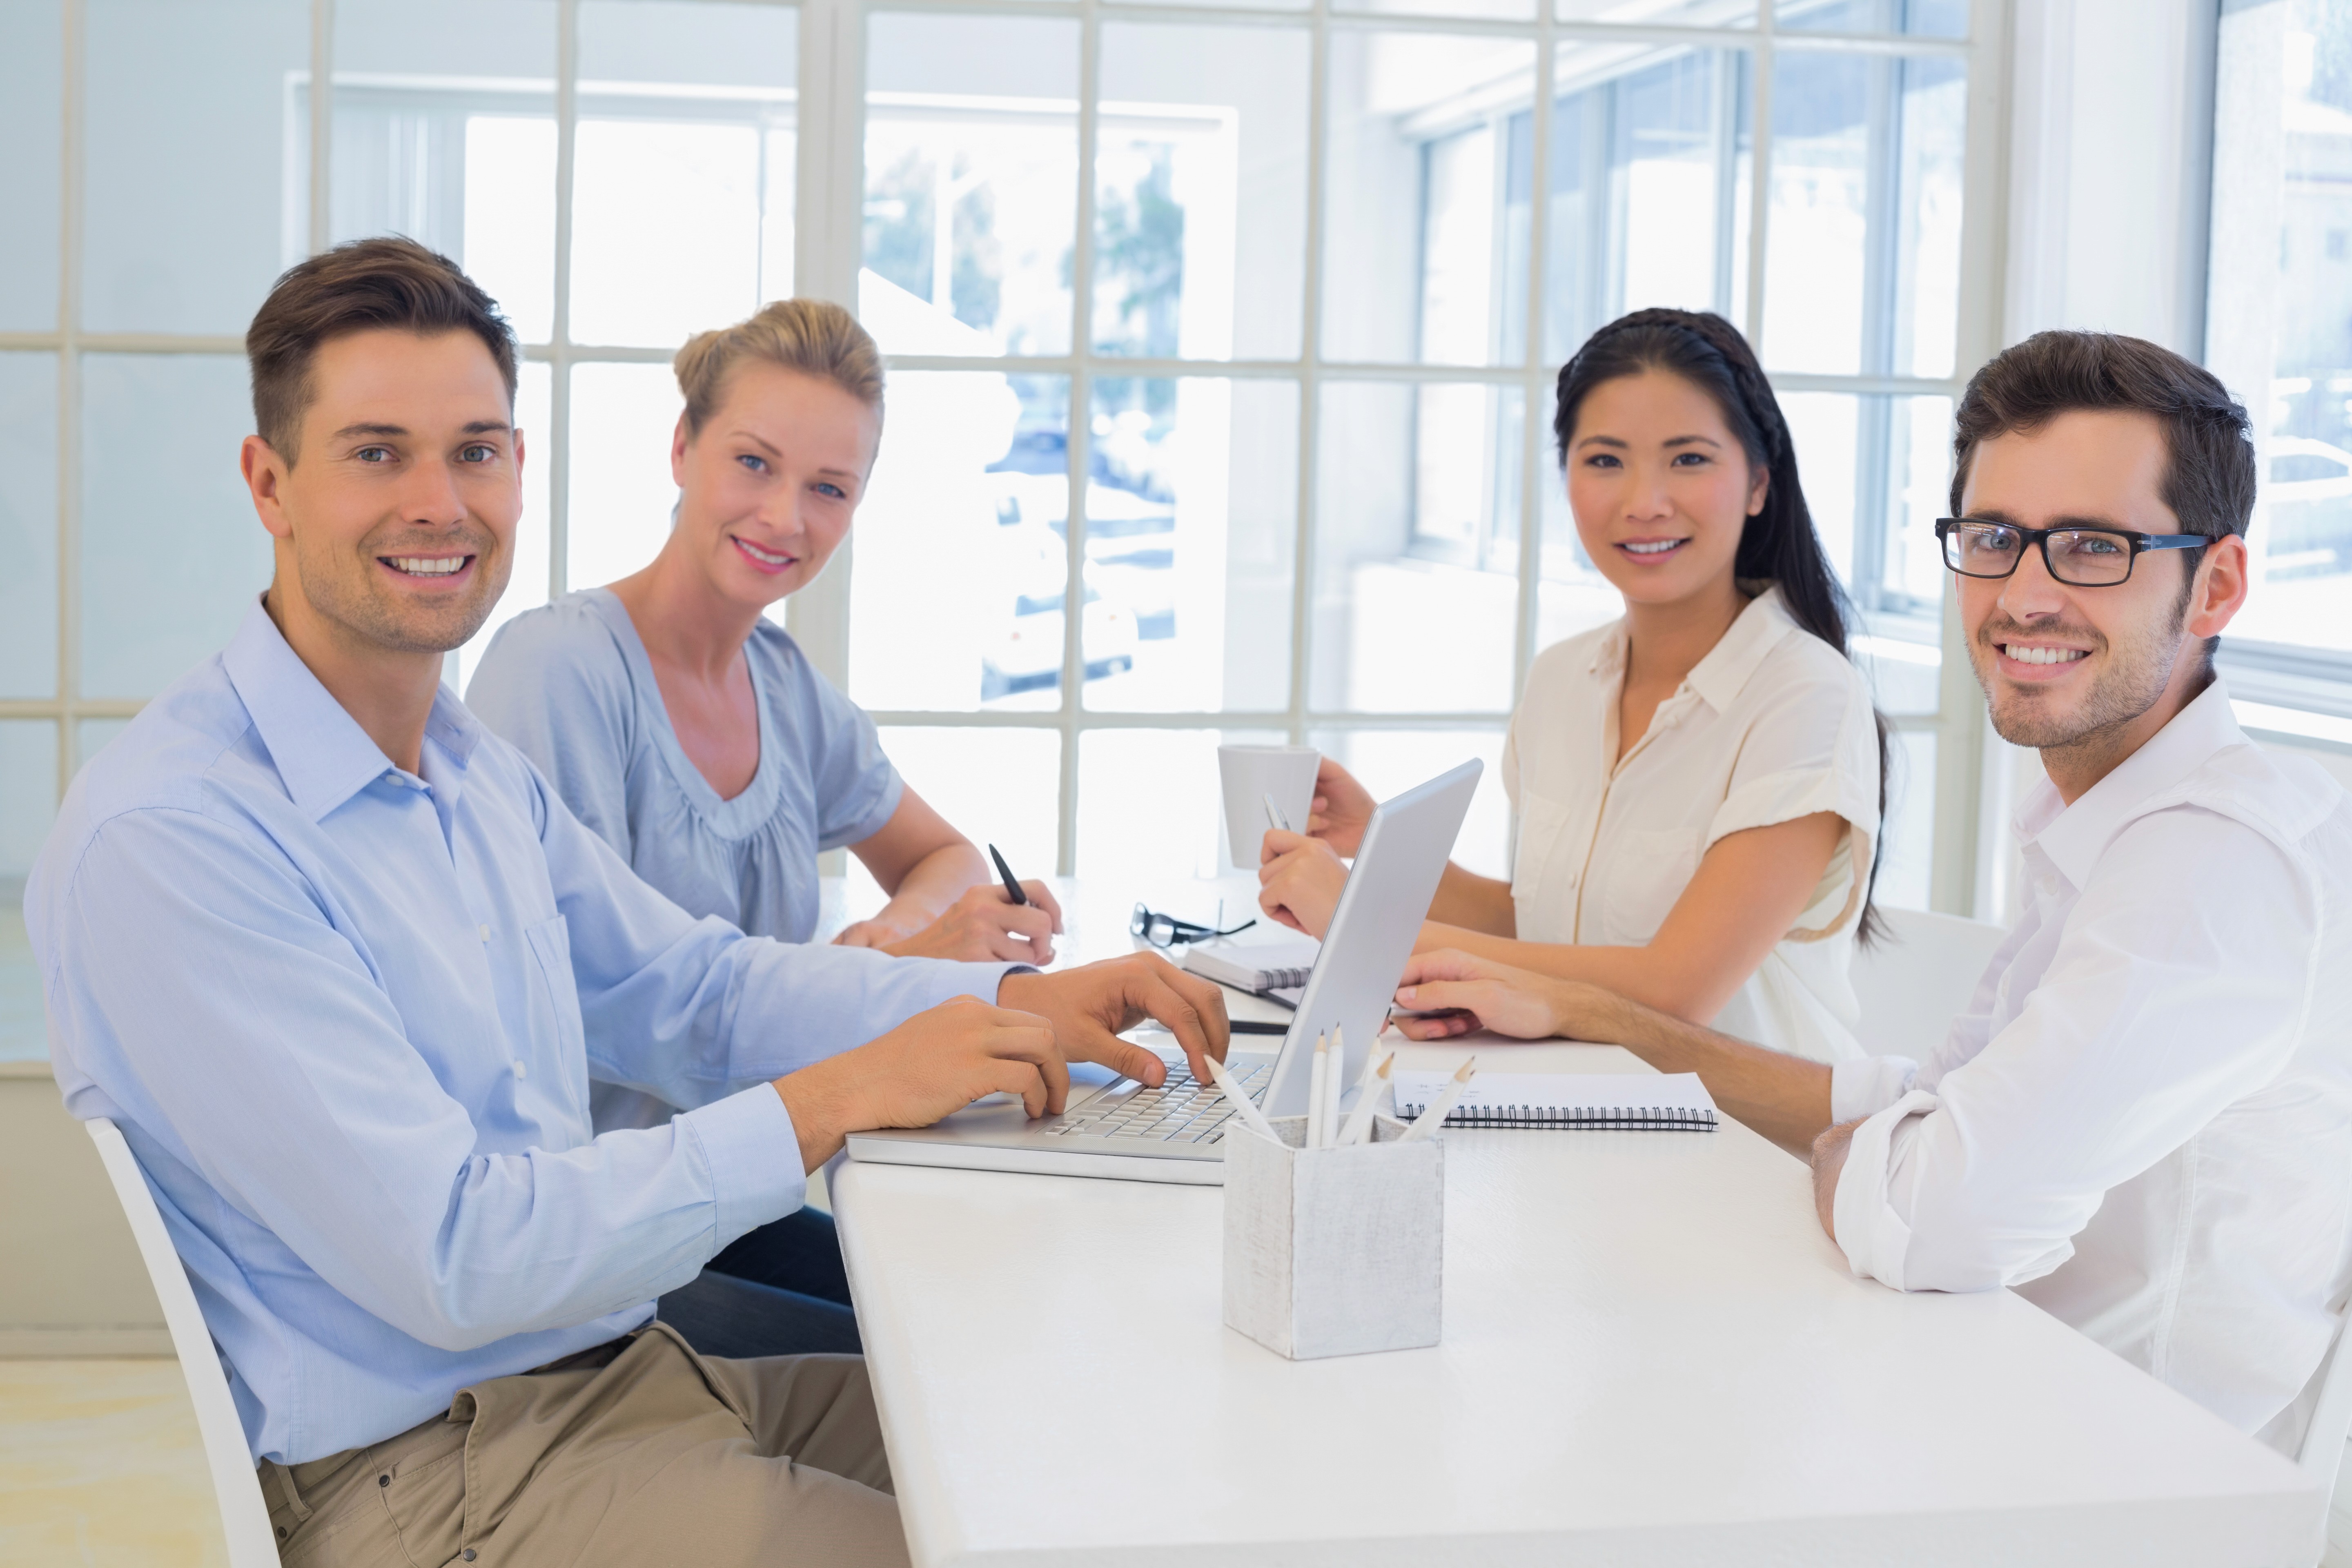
[0,0,2002,919]
[2208,0,2352,722]
[840,0,1993,905]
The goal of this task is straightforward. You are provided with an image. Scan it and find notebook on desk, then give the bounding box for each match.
[1180,929,1319,1008]
[1392,1071,1719,1131]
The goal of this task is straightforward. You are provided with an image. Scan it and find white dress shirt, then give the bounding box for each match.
[1831,680,2352,1451]
[1504,586,1882,1062]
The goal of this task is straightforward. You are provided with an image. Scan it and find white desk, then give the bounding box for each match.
[828,878,2326,1566]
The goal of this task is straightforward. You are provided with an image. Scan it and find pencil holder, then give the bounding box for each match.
[1221,1114,1443,1360]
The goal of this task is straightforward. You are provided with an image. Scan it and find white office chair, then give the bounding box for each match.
[2301,1306,2352,1566]
[84,1116,280,1567]
[1849,905,2008,1058]
[1853,916,2352,1560]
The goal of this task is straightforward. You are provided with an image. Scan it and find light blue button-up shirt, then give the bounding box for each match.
[27,601,1012,1466]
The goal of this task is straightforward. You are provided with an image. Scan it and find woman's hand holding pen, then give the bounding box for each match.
[1257,830,1348,939]
[841,880,1065,963]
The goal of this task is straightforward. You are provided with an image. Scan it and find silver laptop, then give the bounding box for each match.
[846,759,1483,1185]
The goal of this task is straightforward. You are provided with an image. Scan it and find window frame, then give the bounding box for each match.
[790,0,2009,909]
[2203,0,2352,731]
[0,0,2015,915]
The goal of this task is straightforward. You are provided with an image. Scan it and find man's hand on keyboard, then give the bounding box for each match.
[773,996,1067,1170]
[999,953,1231,1096]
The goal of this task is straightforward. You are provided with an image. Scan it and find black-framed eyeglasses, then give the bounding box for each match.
[1130,902,1256,949]
[1935,517,2207,587]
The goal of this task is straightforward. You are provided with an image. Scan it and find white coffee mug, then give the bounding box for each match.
[1218,745,1321,870]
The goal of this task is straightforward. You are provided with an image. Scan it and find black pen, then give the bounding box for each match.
[987,843,1028,906]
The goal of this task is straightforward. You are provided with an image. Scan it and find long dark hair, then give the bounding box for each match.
[1551,307,1890,946]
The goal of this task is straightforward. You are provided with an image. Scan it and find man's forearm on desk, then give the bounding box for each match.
[1576,987,1834,1160]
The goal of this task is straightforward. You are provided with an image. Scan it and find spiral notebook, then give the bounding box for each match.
[1180,929,1321,1006]
[1391,1071,1719,1131]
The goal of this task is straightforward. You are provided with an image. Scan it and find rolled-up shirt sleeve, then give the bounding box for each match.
[1702,662,1882,938]
[1704,672,1880,846]
[1830,1053,1921,1125]
[1827,805,2317,1295]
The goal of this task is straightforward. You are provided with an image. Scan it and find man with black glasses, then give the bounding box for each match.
[1388,330,2352,1452]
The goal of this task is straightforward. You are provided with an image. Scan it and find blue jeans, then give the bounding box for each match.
[657,1207,862,1358]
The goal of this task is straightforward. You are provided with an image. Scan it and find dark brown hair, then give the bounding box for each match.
[1951,332,2255,672]
[1553,307,1890,946]
[246,236,518,462]
[1949,331,2256,539]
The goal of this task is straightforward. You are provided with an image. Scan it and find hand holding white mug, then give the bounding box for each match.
[1257,829,1348,939]
[1217,744,1321,869]
[1305,757,1377,857]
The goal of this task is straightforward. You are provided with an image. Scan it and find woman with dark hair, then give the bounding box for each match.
[1259,308,1888,1063]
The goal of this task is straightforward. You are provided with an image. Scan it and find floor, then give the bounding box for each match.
[6,1352,2352,1566]
[0,1359,226,1567]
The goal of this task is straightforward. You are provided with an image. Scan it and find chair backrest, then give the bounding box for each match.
[84,1116,281,1568]
[2298,1307,2352,1508]
[1849,906,2008,1058]
[1854,910,2352,1509]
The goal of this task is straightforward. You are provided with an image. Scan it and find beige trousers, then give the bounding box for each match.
[256,1321,909,1568]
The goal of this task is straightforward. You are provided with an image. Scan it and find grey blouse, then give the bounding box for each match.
[468,589,904,1127]
[468,588,904,942]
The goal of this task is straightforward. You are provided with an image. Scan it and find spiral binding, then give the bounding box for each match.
[1257,966,1313,991]
[1393,1102,1719,1131]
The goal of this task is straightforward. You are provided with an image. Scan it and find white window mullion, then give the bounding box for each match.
[1058,0,1105,876]
[55,0,87,799]
[1515,26,1555,713]
[786,0,865,695]
[549,0,580,605]
[1744,3,1774,345]
[1927,0,2013,918]
[1289,2,1330,753]
[309,0,333,256]
[1711,42,1742,319]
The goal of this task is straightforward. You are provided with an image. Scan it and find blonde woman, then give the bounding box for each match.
[468,300,1055,1353]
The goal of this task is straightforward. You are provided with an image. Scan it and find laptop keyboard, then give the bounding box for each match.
[1047,1058,1271,1145]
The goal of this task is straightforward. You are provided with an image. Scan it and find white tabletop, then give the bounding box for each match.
[827,878,2325,1566]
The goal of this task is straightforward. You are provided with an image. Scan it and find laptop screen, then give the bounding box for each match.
[1259,758,1483,1118]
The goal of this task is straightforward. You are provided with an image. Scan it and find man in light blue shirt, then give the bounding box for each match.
[27,236,1226,1568]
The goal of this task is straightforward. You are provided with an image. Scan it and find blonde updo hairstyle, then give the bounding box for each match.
[673,297,885,444]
